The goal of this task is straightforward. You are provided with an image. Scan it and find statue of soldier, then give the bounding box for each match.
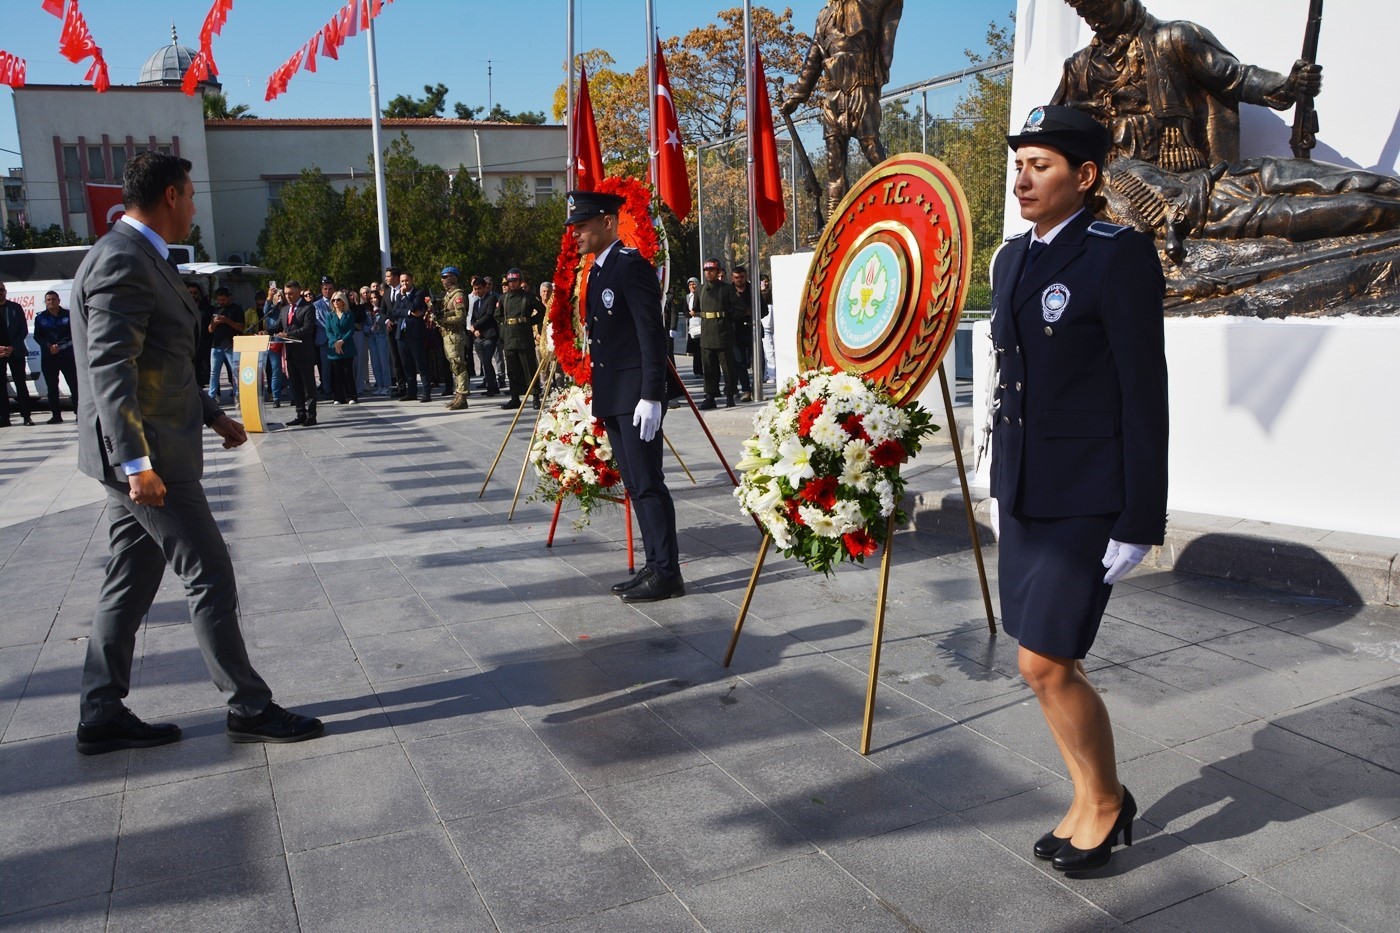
[436,266,472,410]
[497,268,547,411]
[781,0,903,216]
[1053,0,1400,259]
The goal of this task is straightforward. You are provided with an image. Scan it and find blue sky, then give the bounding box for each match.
[2,1,1013,169]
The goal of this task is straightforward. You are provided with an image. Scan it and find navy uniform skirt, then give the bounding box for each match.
[997,506,1116,660]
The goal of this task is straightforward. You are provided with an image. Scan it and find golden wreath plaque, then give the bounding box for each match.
[798,153,972,406]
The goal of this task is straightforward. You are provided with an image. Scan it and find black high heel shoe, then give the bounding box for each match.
[1051,787,1136,872]
[1033,830,1070,860]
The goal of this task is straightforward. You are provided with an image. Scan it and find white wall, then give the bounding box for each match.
[1008,0,1400,238]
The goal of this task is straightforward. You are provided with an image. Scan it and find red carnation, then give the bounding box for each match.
[870,439,907,467]
[842,413,871,442]
[797,398,825,437]
[597,466,620,487]
[799,475,839,510]
[843,529,878,558]
[786,500,806,526]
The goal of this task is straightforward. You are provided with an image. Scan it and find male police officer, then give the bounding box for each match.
[696,259,742,409]
[565,191,684,602]
[437,266,472,410]
[498,268,547,410]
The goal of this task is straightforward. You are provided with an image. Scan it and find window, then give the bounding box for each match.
[111,148,126,180]
[267,180,287,211]
[534,176,555,204]
[62,145,83,208]
[87,145,105,180]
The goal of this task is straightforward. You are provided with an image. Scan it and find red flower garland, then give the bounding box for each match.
[547,176,660,385]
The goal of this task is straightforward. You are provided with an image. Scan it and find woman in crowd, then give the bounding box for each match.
[989,105,1168,873]
[367,290,393,395]
[325,291,359,405]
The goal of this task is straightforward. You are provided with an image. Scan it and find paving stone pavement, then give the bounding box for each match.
[1,387,1398,932]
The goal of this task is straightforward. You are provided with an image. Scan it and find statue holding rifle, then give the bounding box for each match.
[781,0,903,219]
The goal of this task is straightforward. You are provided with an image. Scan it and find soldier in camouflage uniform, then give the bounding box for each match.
[498,268,547,410]
[436,266,472,410]
[696,259,742,410]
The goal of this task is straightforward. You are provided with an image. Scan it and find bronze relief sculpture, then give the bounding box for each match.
[1053,0,1400,315]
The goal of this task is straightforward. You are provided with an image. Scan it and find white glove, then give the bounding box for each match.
[1102,539,1151,585]
[633,399,663,442]
[668,329,676,338]
[988,498,1000,541]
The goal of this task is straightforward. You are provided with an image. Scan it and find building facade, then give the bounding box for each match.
[12,38,565,262]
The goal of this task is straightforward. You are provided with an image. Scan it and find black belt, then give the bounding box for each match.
[701,312,725,319]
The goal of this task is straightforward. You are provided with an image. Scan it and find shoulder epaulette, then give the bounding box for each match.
[1087,221,1130,239]
[620,247,638,255]
[1004,230,1029,242]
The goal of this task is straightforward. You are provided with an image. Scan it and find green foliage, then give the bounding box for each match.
[384,83,450,118]
[201,90,255,120]
[453,102,484,120]
[186,224,211,262]
[2,221,91,249]
[257,137,565,295]
[485,104,547,125]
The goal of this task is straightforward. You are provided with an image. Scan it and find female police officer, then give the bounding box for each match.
[989,105,1168,872]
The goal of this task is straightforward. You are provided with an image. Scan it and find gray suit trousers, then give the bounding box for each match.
[80,479,272,722]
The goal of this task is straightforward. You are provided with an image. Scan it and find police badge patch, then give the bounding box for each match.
[602,288,615,310]
[1041,284,1070,323]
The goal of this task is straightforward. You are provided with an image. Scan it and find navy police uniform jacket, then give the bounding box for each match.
[989,211,1169,545]
[586,244,666,418]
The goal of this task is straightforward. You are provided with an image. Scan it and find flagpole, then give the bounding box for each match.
[743,1,764,402]
[366,12,391,270]
[646,0,658,190]
[566,0,576,191]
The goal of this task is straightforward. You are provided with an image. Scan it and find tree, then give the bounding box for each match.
[2,221,90,249]
[256,168,344,285]
[485,104,547,125]
[186,224,211,262]
[384,83,450,118]
[453,102,484,120]
[201,90,255,120]
[938,18,1013,309]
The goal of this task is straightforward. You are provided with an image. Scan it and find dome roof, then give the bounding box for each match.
[138,26,220,88]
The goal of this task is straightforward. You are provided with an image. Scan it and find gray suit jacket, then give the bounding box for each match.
[71,222,223,484]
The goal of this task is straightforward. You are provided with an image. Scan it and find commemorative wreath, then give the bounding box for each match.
[546,176,660,386]
[735,367,938,575]
[529,384,622,527]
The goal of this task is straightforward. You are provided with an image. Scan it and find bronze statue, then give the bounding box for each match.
[1053,0,1400,314]
[781,0,903,218]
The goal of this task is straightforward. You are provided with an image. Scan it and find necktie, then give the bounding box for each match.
[1021,240,1047,281]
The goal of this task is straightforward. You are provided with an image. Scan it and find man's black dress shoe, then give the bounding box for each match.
[1033,830,1069,860]
[47,414,63,424]
[22,415,34,426]
[303,417,317,427]
[501,397,521,409]
[725,396,736,408]
[620,572,685,602]
[1052,787,1136,872]
[610,567,654,593]
[227,702,324,744]
[287,416,306,426]
[698,397,717,411]
[419,395,432,403]
[76,708,180,755]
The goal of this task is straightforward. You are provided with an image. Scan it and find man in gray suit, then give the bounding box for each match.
[70,151,322,755]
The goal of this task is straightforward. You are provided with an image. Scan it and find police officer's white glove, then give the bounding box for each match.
[668,329,676,338]
[1102,539,1151,585]
[633,399,662,442]
[988,498,1000,541]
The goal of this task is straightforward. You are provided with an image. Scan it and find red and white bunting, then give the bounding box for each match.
[264,0,395,102]
[0,51,28,89]
[183,0,236,96]
[50,1,108,93]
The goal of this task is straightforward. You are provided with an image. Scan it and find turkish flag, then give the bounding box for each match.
[42,0,64,16]
[652,41,690,222]
[751,46,786,236]
[86,183,125,234]
[573,63,605,192]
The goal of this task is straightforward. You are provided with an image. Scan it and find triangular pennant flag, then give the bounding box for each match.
[751,46,787,236]
[42,0,65,16]
[652,41,691,221]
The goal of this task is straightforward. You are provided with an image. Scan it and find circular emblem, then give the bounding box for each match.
[241,365,256,386]
[798,153,972,406]
[601,288,615,310]
[1041,284,1070,322]
[1024,106,1046,133]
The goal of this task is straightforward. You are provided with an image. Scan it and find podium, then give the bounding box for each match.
[233,335,270,432]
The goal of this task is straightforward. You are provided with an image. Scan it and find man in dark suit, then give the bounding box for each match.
[468,275,501,396]
[69,151,321,755]
[565,190,684,602]
[269,280,318,427]
[393,271,432,402]
[0,281,35,427]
